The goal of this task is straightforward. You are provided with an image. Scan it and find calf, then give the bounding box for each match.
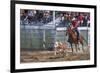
[54,42,68,56]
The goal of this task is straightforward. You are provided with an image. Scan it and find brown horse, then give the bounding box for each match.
[66,27,86,53]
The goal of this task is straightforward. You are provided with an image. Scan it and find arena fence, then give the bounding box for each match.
[20,24,90,51]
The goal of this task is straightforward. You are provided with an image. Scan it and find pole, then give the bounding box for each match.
[43,29,46,49]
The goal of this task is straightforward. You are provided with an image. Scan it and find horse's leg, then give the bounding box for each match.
[81,42,84,52]
[80,36,85,52]
[79,39,84,52]
[75,44,78,52]
[70,43,73,53]
[77,42,80,50]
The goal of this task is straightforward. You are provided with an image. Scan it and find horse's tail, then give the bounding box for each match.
[80,35,88,45]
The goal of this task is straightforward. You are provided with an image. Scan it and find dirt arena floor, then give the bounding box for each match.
[20,48,90,63]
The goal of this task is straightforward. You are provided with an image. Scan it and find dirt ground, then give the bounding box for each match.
[20,48,90,63]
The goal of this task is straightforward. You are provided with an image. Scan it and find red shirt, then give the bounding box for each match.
[78,15,83,21]
[72,20,78,27]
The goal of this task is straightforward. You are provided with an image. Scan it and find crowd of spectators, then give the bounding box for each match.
[20,10,53,25]
[55,11,90,27]
[20,10,90,27]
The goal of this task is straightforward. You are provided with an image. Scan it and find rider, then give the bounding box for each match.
[71,17,80,41]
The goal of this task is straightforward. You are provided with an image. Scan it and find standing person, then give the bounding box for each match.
[67,13,72,26]
[23,10,29,25]
[83,15,88,26]
[63,13,71,27]
[28,10,34,24]
[78,13,84,26]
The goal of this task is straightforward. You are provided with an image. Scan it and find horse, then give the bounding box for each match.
[66,26,86,53]
[54,42,68,56]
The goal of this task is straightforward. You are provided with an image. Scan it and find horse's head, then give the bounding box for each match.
[66,27,72,34]
[66,26,76,38]
[66,24,74,36]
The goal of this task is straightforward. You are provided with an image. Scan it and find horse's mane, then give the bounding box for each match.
[67,28,77,37]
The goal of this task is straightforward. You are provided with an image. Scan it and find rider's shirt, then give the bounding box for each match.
[72,20,78,29]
